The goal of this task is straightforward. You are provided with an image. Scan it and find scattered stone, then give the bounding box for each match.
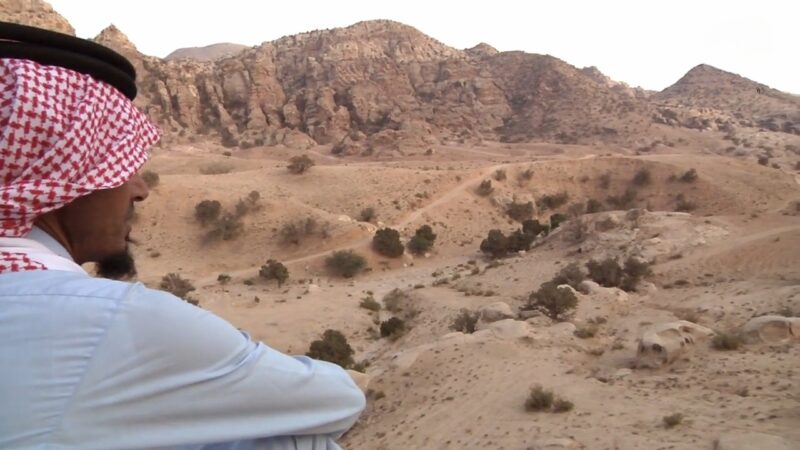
[714,432,793,450]
[740,315,800,344]
[635,320,714,368]
[478,301,516,323]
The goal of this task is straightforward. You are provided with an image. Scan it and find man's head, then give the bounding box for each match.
[1,23,160,278]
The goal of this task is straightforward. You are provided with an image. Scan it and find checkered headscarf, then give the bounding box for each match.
[0,58,159,274]
[0,58,160,237]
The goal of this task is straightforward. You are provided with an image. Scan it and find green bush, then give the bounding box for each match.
[382,288,409,313]
[408,225,437,255]
[380,317,406,340]
[217,273,231,284]
[493,169,506,181]
[359,207,377,222]
[585,198,603,213]
[287,155,315,174]
[549,213,567,230]
[711,332,742,351]
[507,201,534,222]
[507,229,535,252]
[206,213,244,241]
[325,250,367,278]
[306,329,354,368]
[476,179,493,196]
[372,228,404,257]
[606,187,638,210]
[525,385,554,411]
[259,259,289,287]
[537,191,570,211]
[586,258,624,288]
[160,273,196,300]
[551,262,585,290]
[522,219,549,237]
[526,281,578,321]
[480,229,510,259]
[359,296,381,312]
[195,200,222,225]
[631,168,652,186]
[679,168,698,182]
[451,309,480,334]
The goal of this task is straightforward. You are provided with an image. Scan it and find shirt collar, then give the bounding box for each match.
[27,227,75,262]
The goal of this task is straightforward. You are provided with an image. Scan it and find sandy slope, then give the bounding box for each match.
[129,140,800,450]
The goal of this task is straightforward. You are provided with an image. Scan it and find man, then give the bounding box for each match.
[0,22,365,450]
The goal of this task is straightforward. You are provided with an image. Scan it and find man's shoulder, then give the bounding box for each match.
[0,270,159,304]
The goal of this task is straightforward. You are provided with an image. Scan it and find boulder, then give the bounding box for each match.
[714,432,793,450]
[479,302,516,323]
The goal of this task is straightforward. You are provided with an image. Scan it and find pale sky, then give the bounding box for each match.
[47,0,799,94]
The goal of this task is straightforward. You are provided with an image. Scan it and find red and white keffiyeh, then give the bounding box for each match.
[0,58,160,273]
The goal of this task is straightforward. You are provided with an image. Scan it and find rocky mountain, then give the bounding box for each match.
[655,64,800,134]
[0,0,74,35]
[3,0,799,153]
[166,43,250,62]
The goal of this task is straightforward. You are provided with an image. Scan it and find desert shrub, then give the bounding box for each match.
[217,273,231,284]
[359,296,381,312]
[621,256,652,291]
[574,324,598,339]
[526,282,578,321]
[549,213,567,230]
[585,198,603,213]
[606,187,638,210]
[517,167,535,184]
[552,262,585,290]
[287,154,315,174]
[480,229,510,259]
[507,229,535,252]
[141,170,160,188]
[522,219,549,237]
[757,155,769,166]
[553,398,574,413]
[675,194,696,212]
[537,191,570,211]
[711,332,743,351]
[325,250,367,278]
[380,317,406,340]
[493,169,507,181]
[631,168,651,186]
[195,200,222,225]
[586,258,624,288]
[567,202,585,218]
[306,329,354,368]
[279,217,325,245]
[206,213,244,241]
[382,288,409,313]
[598,173,612,189]
[408,225,437,255]
[525,385,554,411]
[451,309,480,334]
[525,385,573,413]
[359,207,377,222]
[259,259,289,287]
[235,191,261,217]
[200,162,233,175]
[372,228,404,257]
[507,201,534,222]
[476,179,493,196]
[679,168,698,182]
[160,273,196,299]
[662,413,684,428]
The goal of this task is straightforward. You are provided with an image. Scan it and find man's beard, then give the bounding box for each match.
[95,245,137,281]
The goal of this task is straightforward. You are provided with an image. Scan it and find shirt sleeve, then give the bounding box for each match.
[50,283,366,450]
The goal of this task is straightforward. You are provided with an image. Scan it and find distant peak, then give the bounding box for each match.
[465,42,498,57]
[94,24,139,54]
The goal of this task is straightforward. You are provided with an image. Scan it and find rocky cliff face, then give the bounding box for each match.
[0,0,74,35]
[4,1,799,152]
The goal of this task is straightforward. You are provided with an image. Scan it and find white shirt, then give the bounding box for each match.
[0,228,365,450]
